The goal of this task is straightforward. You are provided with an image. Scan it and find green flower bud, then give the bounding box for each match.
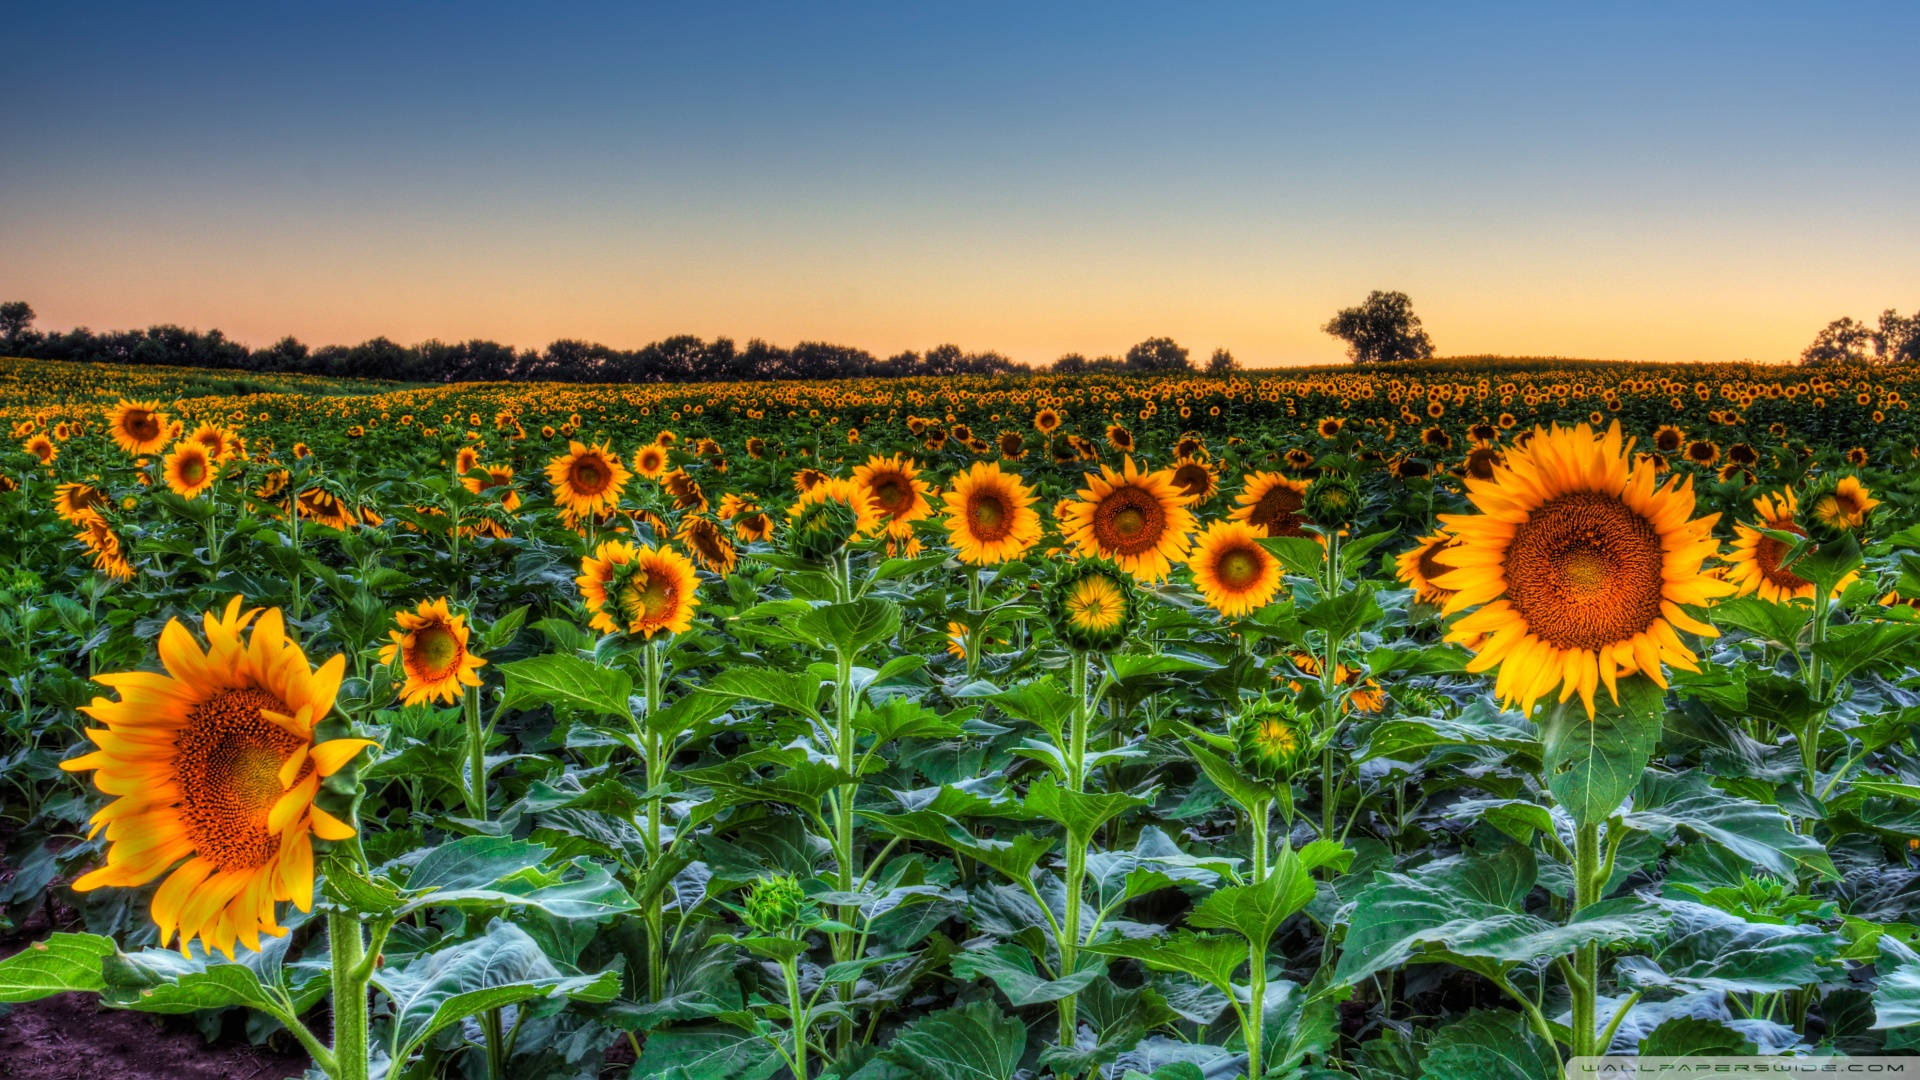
[743,875,806,935]
[1046,559,1139,653]
[785,497,860,563]
[1304,472,1360,529]
[1233,697,1310,783]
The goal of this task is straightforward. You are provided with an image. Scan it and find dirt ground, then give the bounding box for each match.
[0,992,311,1080]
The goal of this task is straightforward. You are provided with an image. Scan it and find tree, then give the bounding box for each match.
[1801,317,1876,365]
[0,301,33,342]
[1876,308,1919,365]
[1207,347,1239,374]
[1125,337,1191,373]
[1322,290,1435,365]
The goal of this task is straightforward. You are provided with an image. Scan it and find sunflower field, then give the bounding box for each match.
[8,353,1920,1079]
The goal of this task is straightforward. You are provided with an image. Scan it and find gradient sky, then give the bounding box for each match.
[3,2,1916,368]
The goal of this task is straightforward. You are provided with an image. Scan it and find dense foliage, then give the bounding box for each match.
[6,354,1920,1080]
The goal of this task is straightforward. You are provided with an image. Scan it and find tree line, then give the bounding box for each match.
[1801,306,1920,366]
[0,289,1449,382]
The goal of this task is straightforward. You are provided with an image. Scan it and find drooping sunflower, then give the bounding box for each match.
[1725,488,1852,604]
[853,453,932,528]
[1231,472,1310,538]
[678,513,738,576]
[786,476,884,551]
[547,440,630,518]
[454,446,482,476]
[576,540,701,639]
[107,400,171,455]
[1059,456,1195,582]
[61,598,373,958]
[378,597,487,706]
[76,516,136,580]
[1433,421,1732,718]
[296,487,359,531]
[54,481,110,525]
[164,440,218,500]
[1187,520,1283,617]
[462,463,522,513]
[1802,475,1879,540]
[1395,532,1463,606]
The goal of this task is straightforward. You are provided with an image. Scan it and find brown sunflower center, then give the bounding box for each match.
[1172,464,1211,497]
[1249,484,1306,535]
[1504,491,1666,652]
[967,492,1011,541]
[1466,448,1500,480]
[173,687,305,873]
[1755,519,1810,591]
[571,458,611,495]
[410,624,464,679]
[180,457,207,484]
[125,410,161,441]
[870,477,909,514]
[1415,541,1454,585]
[1095,488,1165,554]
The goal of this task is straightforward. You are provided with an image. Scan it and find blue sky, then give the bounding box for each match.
[3,2,1914,365]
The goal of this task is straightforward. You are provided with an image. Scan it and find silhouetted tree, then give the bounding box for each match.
[1053,352,1089,374]
[1875,308,1918,365]
[1207,347,1239,374]
[1323,290,1434,365]
[0,301,34,343]
[1125,337,1191,373]
[1801,317,1876,365]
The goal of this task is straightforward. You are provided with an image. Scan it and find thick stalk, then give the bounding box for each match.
[643,641,666,1002]
[830,645,858,1053]
[1801,588,1832,802]
[783,956,809,1080]
[1247,940,1267,1079]
[1319,530,1345,839]
[1570,821,1602,1057]
[328,909,370,1080]
[463,685,486,819]
[1057,650,1095,1052]
[1251,796,1271,884]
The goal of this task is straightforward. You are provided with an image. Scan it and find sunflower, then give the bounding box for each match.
[1317,417,1343,439]
[1168,455,1220,502]
[1106,424,1135,453]
[547,440,630,518]
[853,453,933,528]
[1187,520,1282,617]
[1034,408,1061,434]
[454,446,481,476]
[576,540,701,639]
[76,517,136,580]
[107,400,171,455]
[1059,456,1195,581]
[734,510,774,543]
[296,488,359,531]
[1231,472,1311,538]
[662,469,707,512]
[25,433,56,464]
[61,597,373,958]
[462,463,522,513]
[677,513,738,575]
[1684,440,1720,466]
[1233,698,1309,782]
[1433,421,1732,718]
[164,441,218,500]
[633,444,669,479]
[378,598,486,706]
[54,481,110,525]
[1394,532,1462,606]
[190,423,238,462]
[1803,475,1879,539]
[1725,488,1852,604]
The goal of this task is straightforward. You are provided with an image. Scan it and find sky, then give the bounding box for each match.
[2,2,1915,368]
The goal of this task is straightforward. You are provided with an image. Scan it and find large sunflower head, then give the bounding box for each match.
[577,540,701,639]
[107,399,171,455]
[1233,696,1310,783]
[1433,421,1733,719]
[1187,520,1283,617]
[941,461,1041,565]
[1230,472,1311,538]
[546,440,631,518]
[853,453,932,526]
[1059,456,1196,582]
[1395,532,1462,606]
[377,597,486,706]
[61,597,372,958]
[1046,559,1139,653]
[164,440,218,500]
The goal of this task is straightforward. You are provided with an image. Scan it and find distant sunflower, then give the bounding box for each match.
[1034,408,1061,434]
[378,597,486,706]
[547,440,629,518]
[734,510,774,543]
[1187,520,1282,617]
[189,423,238,462]
[107,400,171,455]
[462,463,522,513]
[1168,455,1220,503]
[1059,456,1195,581]
[164,441,218,499]
[576,540,701,639]
[1433,421,1732,718]
[1684,440,1720,466]
[62,598,372,958]
[1105,424,1135,453]
[1231,472,1311,538]
[25,433,56,464]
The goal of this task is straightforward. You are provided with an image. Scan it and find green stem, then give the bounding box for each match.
[783,956,809,1080]
[1802,587,1832,803]
[327,908,370,1080]
[463,684,486,820]
[831,644,858,1054]
[1058,650,1095,1055]
[1251,796,1271,884]
[1248,938,1267,1079]
[1571,821,1602,1057]
[643,640,666,1003]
